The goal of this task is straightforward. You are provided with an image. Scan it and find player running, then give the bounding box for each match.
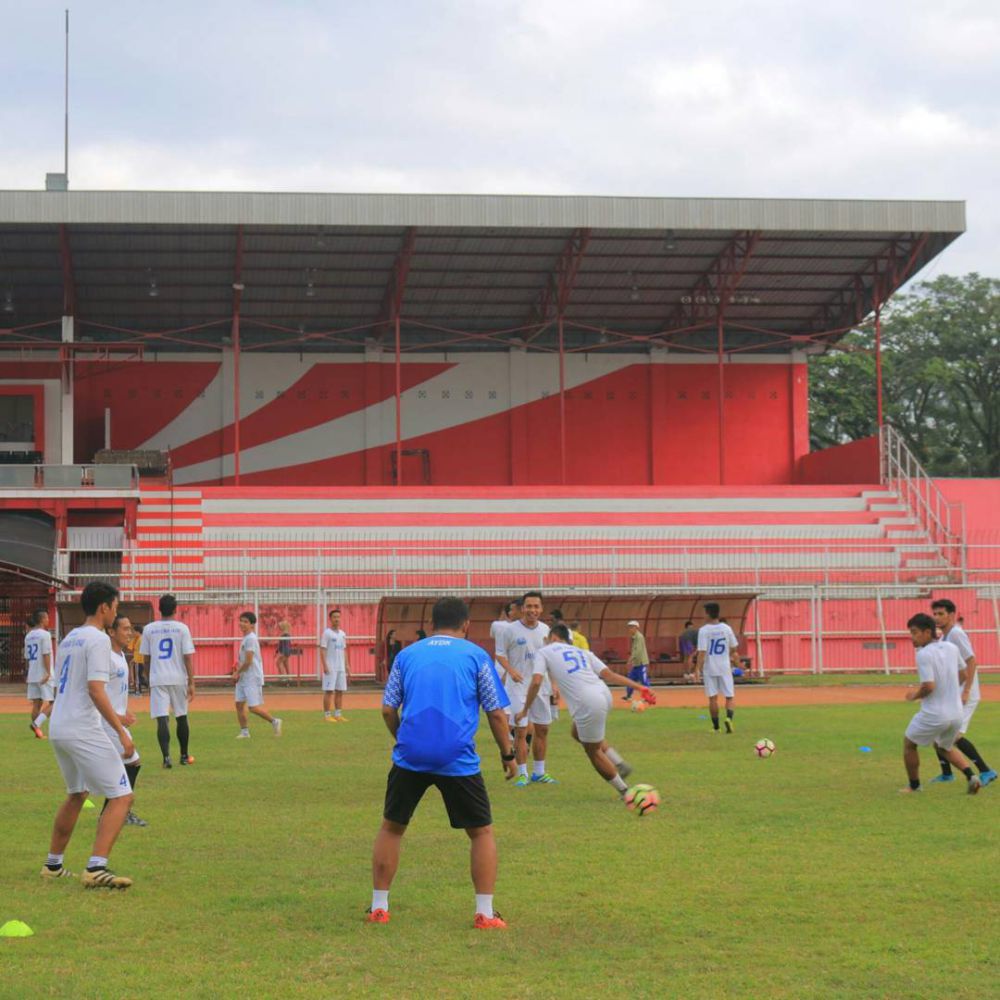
[696,603,739,733]
[233,611,282,739]
[901,613,981,795]
[24,608,54,739]
[320,609,350,722]
[929,600,995,786]
[41,581,135,889]
[140,594,196,768]
[518,625,654,800]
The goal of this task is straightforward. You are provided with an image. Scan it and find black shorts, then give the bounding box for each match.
[383,764,492,830]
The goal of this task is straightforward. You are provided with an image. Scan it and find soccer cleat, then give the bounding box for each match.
[40,865,75,880]
[324,715,338,723]
[236,731,251,739]
[180,754,195,766]
[929,773,956,784]
[82,868,132,890]
[530,773,558,784]
[162,757,173,769]
[979,769,997,787]
[898,786,923,794]
[364,907,389,924]
[967,775,981,796]
[616,761,633,780]
[30,723,47,740]
[125,811,149,827]
[724,717,734,734]
[272,718,283,736]
[513,775,529,788]
[335,716,348,722]
[474,911,507,930]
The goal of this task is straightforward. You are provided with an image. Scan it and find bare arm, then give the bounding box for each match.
[234,649,253,676]
[599,667,650,693]
[381,704,399,737]
[961,656,976,702]
[496,653,522,685]
[487,708,517,779]
[695,651,705,671]
[88,681,135,758]
[184,653,195,700]
[906,681,935,702]
[41,652,52,684]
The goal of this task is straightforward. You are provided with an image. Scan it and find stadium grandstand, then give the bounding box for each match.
[1,190,997,681]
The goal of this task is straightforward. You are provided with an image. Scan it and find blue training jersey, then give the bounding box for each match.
[383,635,510,777]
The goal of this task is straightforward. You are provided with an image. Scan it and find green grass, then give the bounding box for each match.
[2,704,997,1000]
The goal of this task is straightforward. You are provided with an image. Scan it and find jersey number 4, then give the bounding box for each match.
[58,655,71,693]
[709,638,728,656]
[158,637,174,660]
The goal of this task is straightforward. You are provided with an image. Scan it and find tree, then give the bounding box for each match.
[809,273,1000,476]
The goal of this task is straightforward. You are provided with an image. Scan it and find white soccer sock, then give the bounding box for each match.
[33,712,48,727]
[240,727,250,735]
[372,889,389,912]
[324,711,332,717]
[334,709,342,717]
[609,774,628,794]
[46,852,63,867]
[87,855,108,870]
[532,760,546,777]
[605,747,624,766]
[475,894,494,918]
[517,763,528,777]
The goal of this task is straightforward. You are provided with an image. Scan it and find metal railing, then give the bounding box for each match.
[0,464,139,490]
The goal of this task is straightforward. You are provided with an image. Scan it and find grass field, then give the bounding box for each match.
[2,701,997,999]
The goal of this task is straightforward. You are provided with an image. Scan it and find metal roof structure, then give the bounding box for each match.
[0,191,964,355]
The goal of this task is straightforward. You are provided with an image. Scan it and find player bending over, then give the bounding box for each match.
[233,612,282,739]
[25,608,54,739]
[901,613,980,796]
[517,625,653,801]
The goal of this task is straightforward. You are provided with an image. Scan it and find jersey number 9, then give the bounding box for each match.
[158,637,174,660]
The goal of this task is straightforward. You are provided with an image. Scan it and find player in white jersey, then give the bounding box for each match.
[519,625,654,801]
[490,600,520,665]
[495,591,558,787]
[320,608,351,722]
[696,602,740,734]
[901,613,981,795]
[24,608,54,739]
[41,581,135,889]
[139,594,196,768]
[233,611,282,738]
[102,615,147,827]
[929,600,995,786]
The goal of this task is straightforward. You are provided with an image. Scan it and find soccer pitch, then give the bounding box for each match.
[3,701,996,999]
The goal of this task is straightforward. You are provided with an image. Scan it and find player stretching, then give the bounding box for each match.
[929,600,996,786]
[696,603,739,733]
[496,591,557,787]
[519,626,653,800]
[320,609,350,722]
[233,612,282,738]
[25,608,54,739]
[41,581,135,889]
[104,615,147,827]
[140,594,196,768]
[901,613,980,795]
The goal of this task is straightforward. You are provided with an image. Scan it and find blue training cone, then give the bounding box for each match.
[859,746,873,753]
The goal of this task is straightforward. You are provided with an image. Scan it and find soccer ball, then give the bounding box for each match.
[623,783,660,816]
[754,738,776,758]
[630,699,647,713]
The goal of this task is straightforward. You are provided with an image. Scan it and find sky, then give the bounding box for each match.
[0,0,997,278]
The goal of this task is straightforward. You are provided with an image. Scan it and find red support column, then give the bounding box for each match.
[394,313,402,486]
[717,312,725,485]
[558,314,567,485]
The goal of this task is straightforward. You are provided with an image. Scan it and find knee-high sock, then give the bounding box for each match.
[125,762,140,792]
[176,715,190,757]
[156,716,171,758]
[955,737,989,774]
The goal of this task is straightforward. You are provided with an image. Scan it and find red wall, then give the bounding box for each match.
[797,436,879,484]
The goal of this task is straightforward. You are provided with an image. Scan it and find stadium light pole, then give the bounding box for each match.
[558,314,567,484]
[394,312,402,486]
[873,289,884,430]
[717,311,725,485]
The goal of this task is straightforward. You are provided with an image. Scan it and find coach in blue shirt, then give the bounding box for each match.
[367,597,516,929]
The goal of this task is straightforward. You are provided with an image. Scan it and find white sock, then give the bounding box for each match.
[87,855,108,870]
[34,713,48,727]
[605,747,624,766]
[372,889,389,911]
[475,893,494,918]
[517,763,528,777]
[324,711,332,717]
[334,709,342,717]
[609,774,628,794]
[532,760,546,777]
[240,727,250,735]
[46,852,63,868]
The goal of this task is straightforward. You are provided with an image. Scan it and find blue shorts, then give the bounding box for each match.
[626,665,649,692]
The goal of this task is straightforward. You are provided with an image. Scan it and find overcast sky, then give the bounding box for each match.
[1,0,997,278]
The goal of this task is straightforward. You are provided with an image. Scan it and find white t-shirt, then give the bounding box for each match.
[140,619,195,686]
[534,642,610,717]
[943,625,979,703]
[497,619,551,696]
[106,649,130,718]
[489,619,509,657]
[49,625,113,740]
[914,642,963,723]
[320,628,347,674]
[24,627,54,683]
[697,622,738,677]
[240,631,264,685]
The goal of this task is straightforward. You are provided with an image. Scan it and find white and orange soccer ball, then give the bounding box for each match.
[754,738,776,758]
[630,699,647,714]
[623,783,660,817]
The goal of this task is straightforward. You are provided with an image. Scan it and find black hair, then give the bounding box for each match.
[159,593,178,617]
[81,581,119,616]
[110,614,131,631]
[684,620,693,628]
[431,597,469,631]
[550,623,571,642]
[329,608,341,617]
[930,599,956,614]
[28,608,48,627]
[240,611,257,626]
[503,600,521,615]
[907,612,936,634]
[522,591,543,604]
[551,609,565,620]
[704,602,721,619]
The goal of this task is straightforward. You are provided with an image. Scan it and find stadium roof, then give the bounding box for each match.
[0,190,964,355]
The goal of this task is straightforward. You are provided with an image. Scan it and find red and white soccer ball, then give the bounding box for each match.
[623,783,660,817]
[754,738,776,758]
[630,699,647,714]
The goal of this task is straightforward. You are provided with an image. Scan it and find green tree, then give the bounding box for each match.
[809,273,1000,475]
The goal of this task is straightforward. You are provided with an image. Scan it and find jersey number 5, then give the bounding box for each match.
[158,637,174,660]
[561,649,586,674]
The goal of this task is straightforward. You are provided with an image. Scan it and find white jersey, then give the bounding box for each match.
[497,619,551,696]
[914,641,963,724]
[105,649,130,718]
[140,619,195,686]
[240,631,264,684]
[320,628,347,673]
[943,625,979,703]
[489,619,510,657]
[49,625,113,741]
[534,642,610,717]
[24,627,53,683]
[697,622,738,676]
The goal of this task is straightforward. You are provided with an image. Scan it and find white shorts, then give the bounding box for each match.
[704,672,735,699]
[504,688,553,728]
[960,698,980,733]
[51,733,131,799]
[322,670,347,692]
[572,689,613,744]
[235,678,264,707]
[150,684,188,719]
[27,682,55,702]
[101,723,136,760]
[905,712,963,751]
